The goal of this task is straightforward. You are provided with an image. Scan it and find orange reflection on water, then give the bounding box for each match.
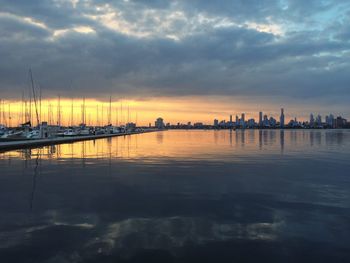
[0,130,348,162]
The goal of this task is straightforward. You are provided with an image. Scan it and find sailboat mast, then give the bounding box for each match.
[121,101,123,125]
[81,97,86,125]
[8,104,11,128]
[127,105,130,123]
[71,98,74,126]
[29,86,32,124]
[39,86,42,124]
[29,69,40,126]
[25,100,27,123]
[57,95,61,126]
[96,105,99,126]
[115,107,118,125]
[81,104,83,125]
[83,97,86,124]
[4,100,6,126]
[108,96,112,125]
[101,103,104,126]
[21,91,24,125]
[48,102,50,125]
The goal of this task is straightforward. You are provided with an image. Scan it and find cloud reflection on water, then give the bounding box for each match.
[0,130,349,262]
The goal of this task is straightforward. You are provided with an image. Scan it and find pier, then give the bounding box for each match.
[0,130,158,152]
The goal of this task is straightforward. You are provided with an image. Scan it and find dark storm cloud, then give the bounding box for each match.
[0,0,349,105]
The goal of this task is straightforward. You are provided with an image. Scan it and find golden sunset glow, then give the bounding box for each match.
[0,96,313,127]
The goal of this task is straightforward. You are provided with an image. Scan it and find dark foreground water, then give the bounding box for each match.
[0,130,350,263]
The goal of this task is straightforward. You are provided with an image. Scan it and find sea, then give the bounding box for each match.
[0,129,349,262]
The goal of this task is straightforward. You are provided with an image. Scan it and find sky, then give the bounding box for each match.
[0,0,350,125]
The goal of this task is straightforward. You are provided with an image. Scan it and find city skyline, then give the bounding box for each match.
[0,96,347,128]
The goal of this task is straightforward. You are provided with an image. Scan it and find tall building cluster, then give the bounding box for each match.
[213,109,348,129]
[309,113,346,128]
[153,111,348,130]
[214,108,285,129]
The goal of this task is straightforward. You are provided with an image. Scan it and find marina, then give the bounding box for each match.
[0,129,157,152]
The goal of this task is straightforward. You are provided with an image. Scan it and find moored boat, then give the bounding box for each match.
[63,129,78,136]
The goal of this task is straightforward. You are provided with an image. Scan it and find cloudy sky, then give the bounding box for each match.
[0,0,350,122]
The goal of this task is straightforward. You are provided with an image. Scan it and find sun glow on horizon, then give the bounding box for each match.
[0,96,334,127]
[0,97,250,127]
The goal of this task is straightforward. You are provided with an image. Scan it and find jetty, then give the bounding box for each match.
[0,130,157,152]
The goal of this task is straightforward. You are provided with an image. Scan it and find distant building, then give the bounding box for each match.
[155,117,165,129]
[238,113,245,128]
[259,111,263,126]
[214,119,219,126]
[269,117,277,127]
[316,115,322,126]
[247,118,255,128]
[326,114,335,128]
[263,114,269,127]
[280,108,285,128]
[335,116,347,128]
[310,114,315,127]
[288,119,299,128]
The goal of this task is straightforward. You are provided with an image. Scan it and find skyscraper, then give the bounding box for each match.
[335,116,347,128]
[310,114,314,127]
[316,115,322,126]
[259,111,263,126]
[280,108,285,128]
[329,114,334,128]
[263,114,269,127]
[240,113,245,128]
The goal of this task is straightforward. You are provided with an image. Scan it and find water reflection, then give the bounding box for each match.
[30,152,40,211]
[280,130,284,153]
[0,130,348,162]
[0,130,350,262]
[156,132,164,144]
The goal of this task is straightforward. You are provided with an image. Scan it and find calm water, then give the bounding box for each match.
[0,130,350,262]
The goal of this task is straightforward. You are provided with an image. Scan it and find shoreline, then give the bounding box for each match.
[0,130,158,152]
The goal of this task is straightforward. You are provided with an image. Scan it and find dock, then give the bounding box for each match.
[0,130,157,152]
